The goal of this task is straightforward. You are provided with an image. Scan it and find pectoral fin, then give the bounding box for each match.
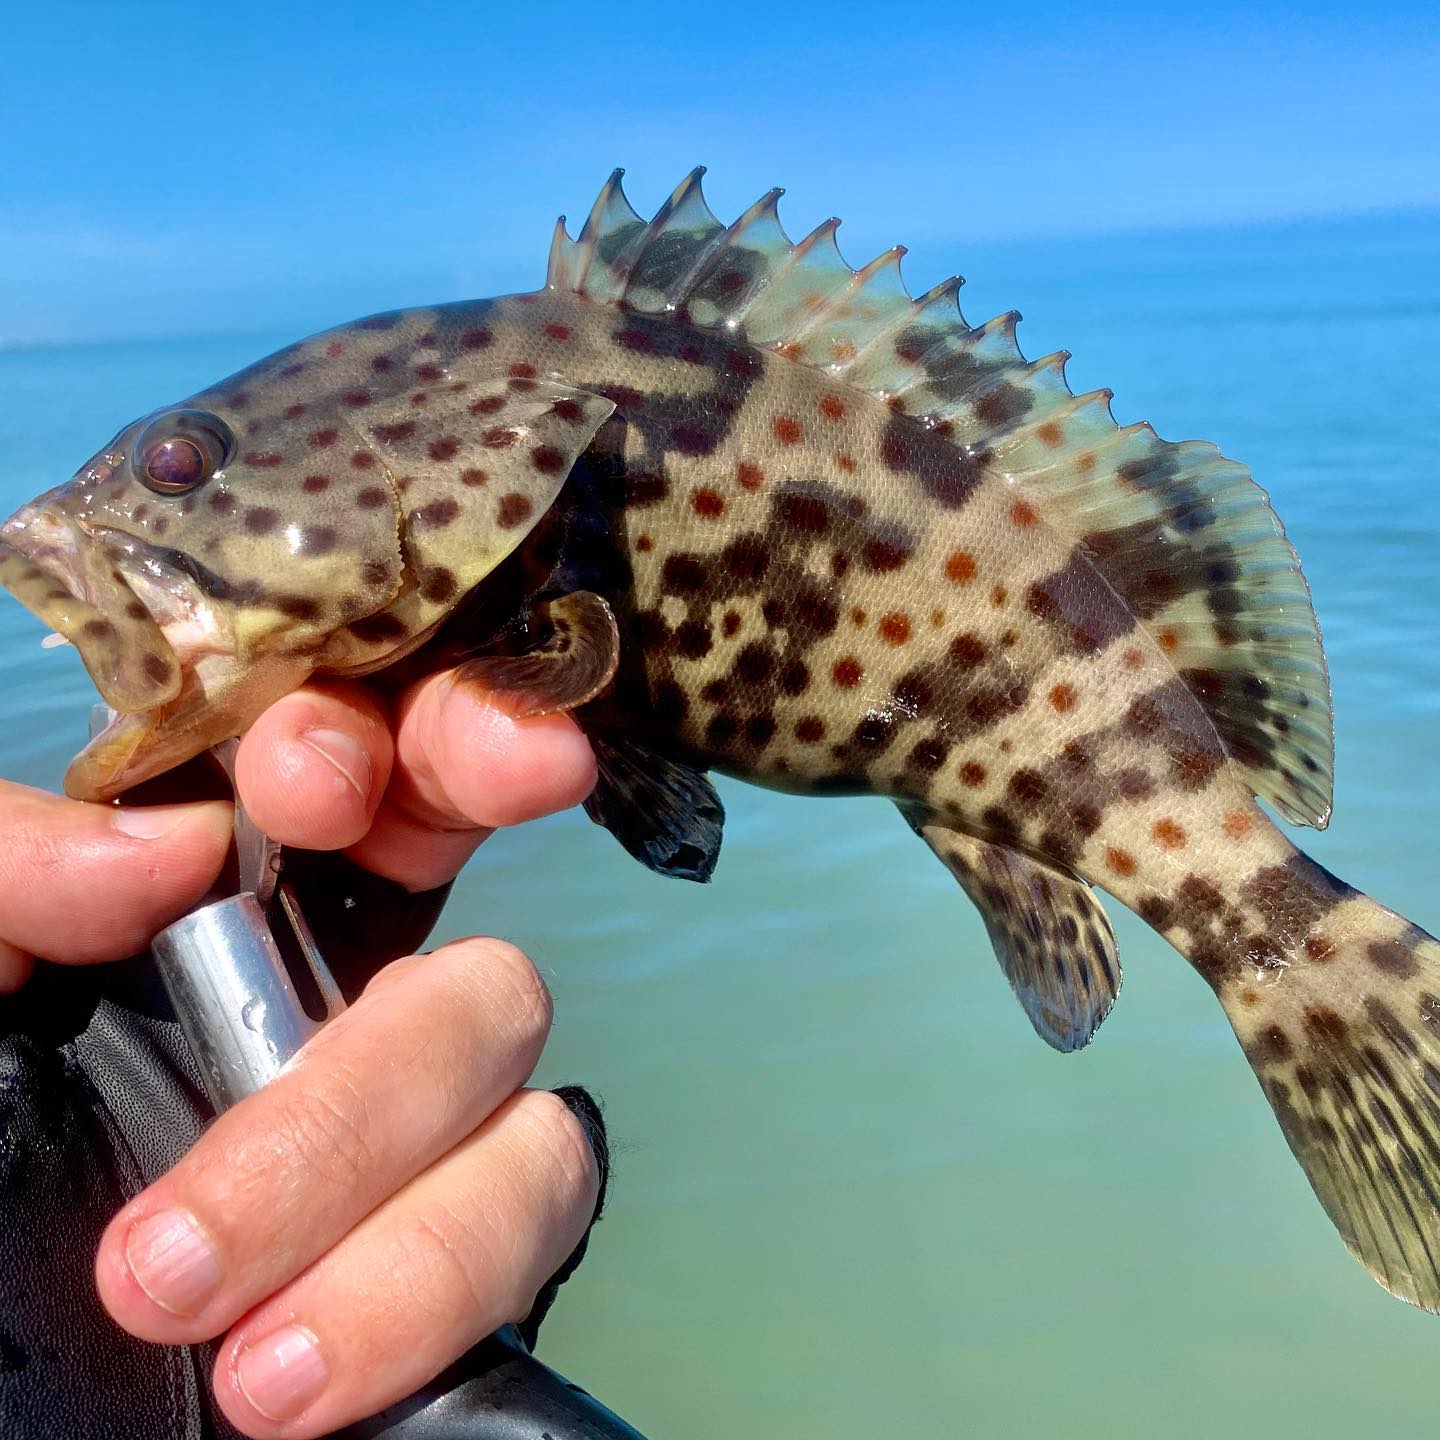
[455,591,620,717]
[584,735,724,882]
[902,807,1121,1052]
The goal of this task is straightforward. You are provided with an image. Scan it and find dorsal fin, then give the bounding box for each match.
[545,173,1335,826]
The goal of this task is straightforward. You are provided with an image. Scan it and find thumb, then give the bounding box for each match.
[0,780,232,975]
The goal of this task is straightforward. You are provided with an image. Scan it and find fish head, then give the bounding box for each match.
[0,328,412,800]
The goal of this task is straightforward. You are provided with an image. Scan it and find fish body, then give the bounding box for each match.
[5,170,1440,1312]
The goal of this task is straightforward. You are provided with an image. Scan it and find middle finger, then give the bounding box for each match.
[95,936,554,1344]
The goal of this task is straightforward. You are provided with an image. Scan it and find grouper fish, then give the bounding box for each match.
[3,169,1438,1311]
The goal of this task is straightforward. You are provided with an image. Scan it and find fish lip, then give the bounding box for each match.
[0,504,184,712]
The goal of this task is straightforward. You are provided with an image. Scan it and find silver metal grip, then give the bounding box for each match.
[151,889,344,1112]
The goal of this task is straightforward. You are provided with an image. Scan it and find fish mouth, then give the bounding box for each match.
[0,506,187,710]
[0,504,242,799]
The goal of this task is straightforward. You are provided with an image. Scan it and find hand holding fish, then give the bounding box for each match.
[0,677,603,1438]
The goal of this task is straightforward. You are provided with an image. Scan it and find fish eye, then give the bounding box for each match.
[134,409,235,496]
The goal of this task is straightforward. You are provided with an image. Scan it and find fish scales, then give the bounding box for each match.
[4,169,1440,1314]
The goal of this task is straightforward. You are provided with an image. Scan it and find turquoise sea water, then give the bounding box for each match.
[2,210,1439,1437]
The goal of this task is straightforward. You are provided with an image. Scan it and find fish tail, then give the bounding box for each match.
[1208,856,1440,1309]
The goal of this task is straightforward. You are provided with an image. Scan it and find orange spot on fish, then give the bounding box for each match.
[879,612,911,645]
[543,322,572,340]
[774,416,802,445]
[835,451,857,473]
[1122,646,1144,670]
[851,607,867,626]
[736,460,764,490]
[1077,451,1097,473]
[1106,848,1137,877]
[1010,500,1038,527]
[1158,627,1180,653]
[832,657,863,687]
[636,534,653,552]
[831,340,857,362]
[960,761,987,787]
[325,341,345,358]
[692,488,725,518]
[818,394,846,421]
[1153,818,1187,850]
[1305,933,1336,961]
[1223,809,1254,840]
[777,340,802,360]
[990,584,1008,607]
[1049,683,1077,712]
[945,551,977,584]
[1037,421,1064,446]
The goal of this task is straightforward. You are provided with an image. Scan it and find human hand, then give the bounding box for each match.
[0,668,602,1437]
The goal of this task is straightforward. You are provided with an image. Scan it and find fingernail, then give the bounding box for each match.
[236,1324,328,1421]
[124,1209,221,1316]
[112,802,214,841]
[301,727,372,803]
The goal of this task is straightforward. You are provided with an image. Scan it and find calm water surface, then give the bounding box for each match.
[2,212,1438,1437]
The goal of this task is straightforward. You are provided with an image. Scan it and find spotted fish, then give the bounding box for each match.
[4,169,1439,1310]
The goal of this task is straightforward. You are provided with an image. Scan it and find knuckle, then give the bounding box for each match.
[265,1077,375,1191]
[515,1089,599,1211]
[397,1204,498,1324]
[449,938,553,1051]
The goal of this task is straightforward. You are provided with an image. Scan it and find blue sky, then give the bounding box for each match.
[2,1,1436,345]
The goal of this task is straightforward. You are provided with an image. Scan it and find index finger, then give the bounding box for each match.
[344,670,597,892]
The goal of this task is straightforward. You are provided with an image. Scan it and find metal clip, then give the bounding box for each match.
[120,712,348,1113]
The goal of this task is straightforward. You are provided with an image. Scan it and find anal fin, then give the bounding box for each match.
[584,736,724,882]
[902,807,1121,1053]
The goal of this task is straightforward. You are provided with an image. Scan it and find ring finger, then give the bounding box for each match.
[214,1087,599,1437]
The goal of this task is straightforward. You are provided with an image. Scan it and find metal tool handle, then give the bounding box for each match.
[151,887,344,1111]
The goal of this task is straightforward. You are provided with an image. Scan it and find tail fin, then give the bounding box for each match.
[1223,873,1440,1309]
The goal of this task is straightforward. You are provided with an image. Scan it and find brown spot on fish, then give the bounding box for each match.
[459,327,493,349]
[949,633,987,669]
[496,493,533,529]
[1037,421,1064,446]
[779,494,829,534]
[1369,938,1418,979]
[1305,933,1336,961]
[1158,627,1180,653]
[879,612,911,646]
[862,539,909,572]
[960,761,987,787]
[301,525,337,555]
[1305,1007,1349,1042]
[459,467,487,487]
[1106,848,1137,877]
[143,652,173,686]
[308,428,338,448]
[1224,809,1253,840]
[832,657,862,687]
[1122,646,1144,670]
[483,426,519,449]
[245,507,281,536]
[1010,500,1038,527]
[413,498,461,531]
[532,444,567,475]
[945,552,977,584]
[428,436,462,462]
[835,452,857,473]
[774,416,802,445]
[1049,683,1076,712]
[819,395,846,421]
[351,450,376,469]
[469,394,505,416]
[544,322,572,340]
[736,460,764,490]
[795,716,825,744]
[1153,818,1187,850]
[343,390,372,408]
[991,584,1008,607]
[356,487,389,509]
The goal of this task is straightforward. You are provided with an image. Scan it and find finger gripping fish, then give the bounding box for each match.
[5,168,1438,1312]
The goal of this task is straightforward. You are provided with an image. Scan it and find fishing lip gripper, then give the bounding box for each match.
[114,712,648,1440]
[148,733,345,1110]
